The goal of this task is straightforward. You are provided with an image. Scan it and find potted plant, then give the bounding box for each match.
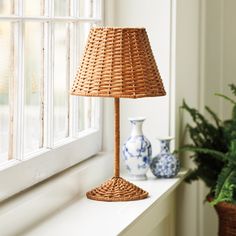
[177,84,236,236]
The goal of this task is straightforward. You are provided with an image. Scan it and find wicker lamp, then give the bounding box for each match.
[71,27,166,201]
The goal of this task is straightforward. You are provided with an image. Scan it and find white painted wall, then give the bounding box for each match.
[202,1,236,235]
[175,1,202,235]
[176,0,236,236]
[205,0,236,119]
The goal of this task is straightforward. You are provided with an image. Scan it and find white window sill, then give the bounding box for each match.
[0,152,188,236]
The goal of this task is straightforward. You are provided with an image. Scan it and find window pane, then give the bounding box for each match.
[0,0,13,15]
[54,23,69,143]
[78,0,94,17]
[0,22,14,163]
[76,22,93,132]
[79,97,93,131]
[54,0,69,16]
[24,0,43,16]
[24,22,43,155]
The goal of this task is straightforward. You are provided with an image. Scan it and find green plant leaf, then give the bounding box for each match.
[205,106,221,127]
[215,93,236,105]
[178,89,236,202]
[211,166,236,205]
[229,84,236,96]
[227,140,236,165]
[232,105,236,119]
[177,145,227,162]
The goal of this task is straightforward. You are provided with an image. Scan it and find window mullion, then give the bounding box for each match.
[39,1,45,148]
[92,0,96,18]
[0,16,102,22]
[99,0,104,25]
[90,0,102,131]
[70,0,78,137]
[8,1,16,160]
[66,7,71,138]
[44,0,54,149]
[14,0,25,160]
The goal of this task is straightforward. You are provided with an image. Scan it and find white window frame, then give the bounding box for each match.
[0,0,104,202]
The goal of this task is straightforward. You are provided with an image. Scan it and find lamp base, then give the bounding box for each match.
[86,176,148,201]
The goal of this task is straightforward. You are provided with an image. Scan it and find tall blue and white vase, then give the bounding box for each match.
[122,117,152,180]
[150,137,180,178]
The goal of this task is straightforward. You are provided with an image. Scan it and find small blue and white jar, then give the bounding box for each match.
[150,137,180,178]
[122,117,152,180]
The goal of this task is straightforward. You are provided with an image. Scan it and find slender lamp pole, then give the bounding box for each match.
[114,98,120,178]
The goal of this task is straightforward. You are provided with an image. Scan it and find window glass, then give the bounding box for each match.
[0,0,102,165]
[77,22,93,132]
[54,0,70,16]
[78,0,95,18]
[24,0,43,16]
[0,22,13,163]
[53,23,69,143]
[24,22,44,155]
[0,0,13,15]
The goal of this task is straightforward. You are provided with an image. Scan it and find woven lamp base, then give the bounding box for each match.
[86,177,148,202]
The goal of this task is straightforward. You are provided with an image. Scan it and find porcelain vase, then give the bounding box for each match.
[150,137,180,178]
[122,117,152,180]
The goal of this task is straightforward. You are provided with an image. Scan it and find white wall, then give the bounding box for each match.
[203,1,236,235]
[175,1,203,235]
[176,0,236,236]
[205,0,236,119]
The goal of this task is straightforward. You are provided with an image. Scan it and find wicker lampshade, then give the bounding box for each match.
[71,27,166,202]
[71,27,166,98]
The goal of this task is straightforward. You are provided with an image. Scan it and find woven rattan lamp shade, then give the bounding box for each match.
[71,27,166,202]
[71,27,166,98]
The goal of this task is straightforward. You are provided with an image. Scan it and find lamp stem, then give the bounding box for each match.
[114,98,120,177]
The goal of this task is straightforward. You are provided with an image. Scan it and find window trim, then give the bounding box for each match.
[0,0,104,202]
[0,98,103,202]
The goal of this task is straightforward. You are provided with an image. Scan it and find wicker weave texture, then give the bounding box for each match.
[71,27,166,98]
[215,201,236,236]
[86,177,148,201]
